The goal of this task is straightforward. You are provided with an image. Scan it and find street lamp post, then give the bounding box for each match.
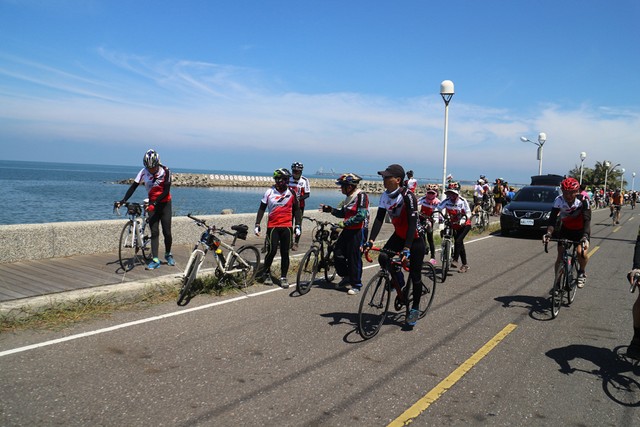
[579,152,587,185]
[603,161,620,195]
[633,172,636,192]
[520,132,547,175]
[620,168,626,191]
[440,80,454,194]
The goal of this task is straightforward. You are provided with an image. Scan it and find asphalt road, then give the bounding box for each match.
[1,208,639,426]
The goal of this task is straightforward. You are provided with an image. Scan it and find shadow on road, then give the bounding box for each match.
[494,294,553,321]
[546,344,640,407]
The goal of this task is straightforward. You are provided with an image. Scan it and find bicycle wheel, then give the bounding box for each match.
[119,220,138,271]
[177,249,204,306]
[403,262,438,321]
[139,221,152,261]
[550,267,564,318]
[358,272,391,340]
[296,248,319,295]
[229,245,261,288]
[566,257,579,305]
[418,262,437,318]
[440,239,451,282]
[323,246,337,283]
[479,211,489,232]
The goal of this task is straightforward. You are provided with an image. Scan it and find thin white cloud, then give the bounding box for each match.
[0,49,639,183]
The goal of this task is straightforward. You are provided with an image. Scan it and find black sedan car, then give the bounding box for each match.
[500,185,560,236]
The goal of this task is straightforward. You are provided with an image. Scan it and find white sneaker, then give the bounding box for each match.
[347,285,361,295]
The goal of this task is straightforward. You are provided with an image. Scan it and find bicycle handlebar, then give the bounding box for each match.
[113,201,147,217]
[303,216,340,228]
[363,246,410,271]
[543,238,585,254]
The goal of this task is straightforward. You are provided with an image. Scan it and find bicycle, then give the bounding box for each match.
[612,204,622,225]
[470,205,490,232]
[177,214,261,306]
[544,238,583,318]
[296,216,339,295]
[357,246,437,339]
[113,201,151,271]
[433,211,467,283]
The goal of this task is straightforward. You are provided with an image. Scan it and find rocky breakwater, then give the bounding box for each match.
[117,173,475,199]
[119,173,388,194]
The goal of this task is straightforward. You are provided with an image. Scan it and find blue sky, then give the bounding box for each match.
[1,0,639,185]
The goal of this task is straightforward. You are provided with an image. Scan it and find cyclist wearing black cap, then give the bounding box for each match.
[321,173,370,295]
[365,164,425,327]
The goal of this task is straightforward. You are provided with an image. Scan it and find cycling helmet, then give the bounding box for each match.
[335,173,362,186]
[273,168,291,180]
[407,170,414,177]
[143,149,160,169]
[291,162,304,172]
[561,177,580,192]
[445,188,459,196]
[426,184,439,194]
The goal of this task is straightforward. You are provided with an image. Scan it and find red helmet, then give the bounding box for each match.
[561,177,580,192]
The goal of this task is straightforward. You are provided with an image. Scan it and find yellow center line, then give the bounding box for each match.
[387,323,518,427]
[588,246,599,257]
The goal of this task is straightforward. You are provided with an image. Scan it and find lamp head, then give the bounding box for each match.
[520,136,530,143]
[580,152,587,161]
[440,80,454,95]
[537,132,547,144]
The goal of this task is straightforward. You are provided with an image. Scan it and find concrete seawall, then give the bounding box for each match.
[0,208,380,264]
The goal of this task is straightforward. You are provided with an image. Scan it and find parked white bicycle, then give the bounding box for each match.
[177,214,261,306]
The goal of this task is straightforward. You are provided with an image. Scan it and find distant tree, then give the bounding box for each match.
[571,160,624,190]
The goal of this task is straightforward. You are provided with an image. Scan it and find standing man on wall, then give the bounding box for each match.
[289,162,311,250]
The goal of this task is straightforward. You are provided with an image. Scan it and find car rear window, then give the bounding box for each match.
[513,187,558,203]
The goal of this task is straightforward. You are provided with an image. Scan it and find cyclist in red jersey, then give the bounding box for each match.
[418,184,441,265]
[365,164,425,327]
[255,168,302,289]
[254,168,302,289]
[321,173,369,294]
[436,185,472,273]
[118,149,174,270]
[543,177,591,288]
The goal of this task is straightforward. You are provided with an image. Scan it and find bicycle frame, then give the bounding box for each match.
[364,247,410,307]
[296,217,339,295]
[185,215,253,278]
[545,238,582,317]
[113,201,151,270]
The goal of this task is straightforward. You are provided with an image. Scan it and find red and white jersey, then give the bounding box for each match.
[418,195,441,219]
[552,195,589,230]
[378,187,419,239]
[261,187,296,228]
[134,166,171,203]
[406,178,418,193]
[288,176,310,208]
[436,196,471,229]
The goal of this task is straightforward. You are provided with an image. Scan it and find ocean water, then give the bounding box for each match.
[0,160,350,225]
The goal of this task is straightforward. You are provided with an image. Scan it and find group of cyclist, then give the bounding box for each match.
[117,150,640,355]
